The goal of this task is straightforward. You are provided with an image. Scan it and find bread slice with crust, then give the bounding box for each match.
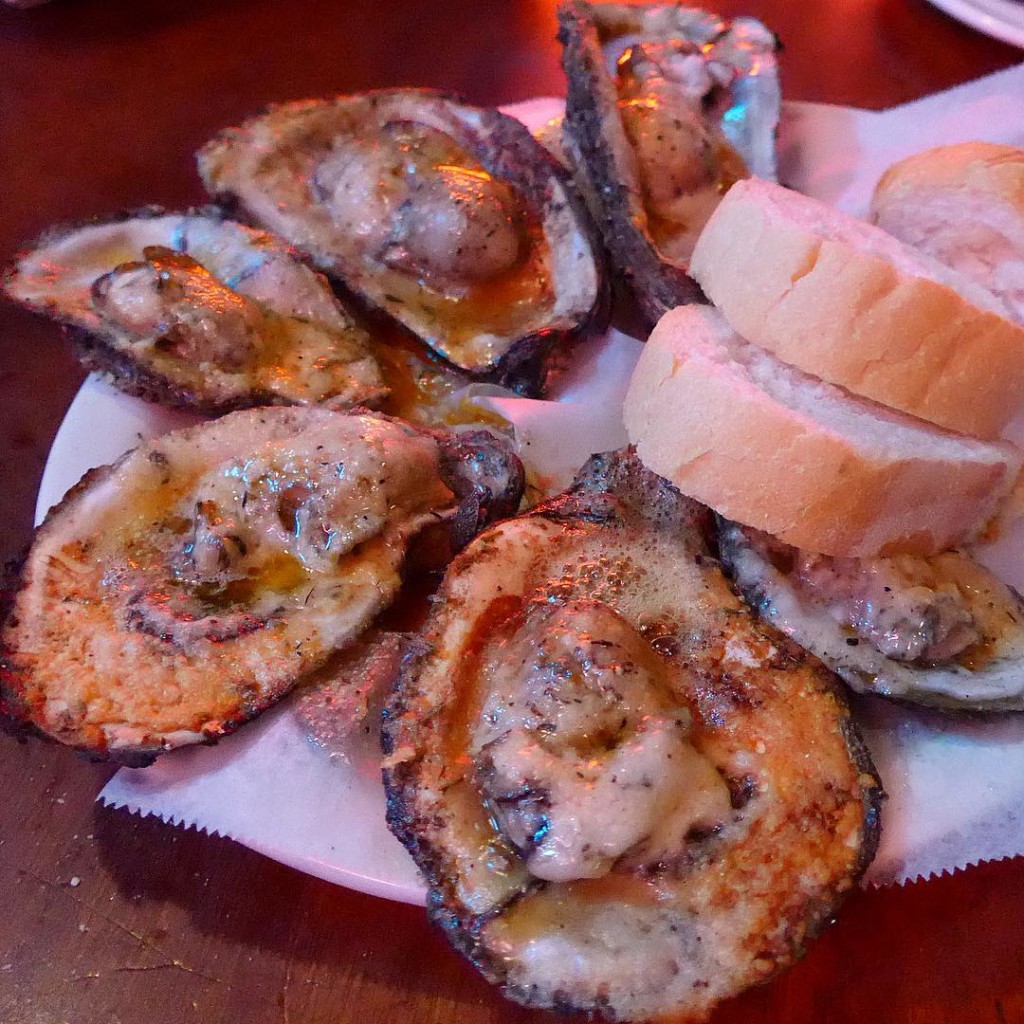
[689,178,1024,440]
[870,142,1024,325]
[623,304,1022,557]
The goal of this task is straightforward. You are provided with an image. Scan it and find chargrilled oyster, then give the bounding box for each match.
[197,90,606,393]
[720,521,1024,712]
[4,208,386,414]
[558,2,780,325]
[0,408,523,765]
[384,450,880,1021]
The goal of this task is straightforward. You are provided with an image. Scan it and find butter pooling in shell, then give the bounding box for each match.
[385,450,880,1021]
[0,408,524,764]
[3,209,385,414]
[198,90,606,391]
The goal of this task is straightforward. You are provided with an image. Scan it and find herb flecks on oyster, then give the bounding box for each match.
[385,450,880,1022]
[198,91,605,390]
[616,38,748,262]
[558,2,780,324]
[0,408,524,764]
[4,209,385,414]
[474,598,731,884]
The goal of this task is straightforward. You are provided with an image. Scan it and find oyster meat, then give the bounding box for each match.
[558,1,780,324]
[4,208,386,414]
[0,408,523,764]
[198,90,606,392]
[719,520,1024,711]
[385,450,880,1021]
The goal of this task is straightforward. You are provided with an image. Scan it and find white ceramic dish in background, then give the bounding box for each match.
[927,0,1024,49]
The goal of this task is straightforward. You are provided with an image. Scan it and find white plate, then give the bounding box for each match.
[33,76,1024,897]
[36,376,431,905]
[928,0,1024,48]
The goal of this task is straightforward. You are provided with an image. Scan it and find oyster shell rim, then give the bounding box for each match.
[2,204,386,416]
[382,448,882,1021]
[717,517,1024,714]
[197,87,611,395]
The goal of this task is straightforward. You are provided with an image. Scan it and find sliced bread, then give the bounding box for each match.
[689,178,1024,440]
[622,304,1022,557]
[870,142,1024,325]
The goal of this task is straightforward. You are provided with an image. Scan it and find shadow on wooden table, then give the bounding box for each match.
[88,792,1024,1024]
[90,800,556,1021]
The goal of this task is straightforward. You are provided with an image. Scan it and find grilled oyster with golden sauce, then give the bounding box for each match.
[384,450,880,1021]
[4,209,385,413]
[198,90,606,392]
[0,408,523,765]
[558,2,780,325]
[720,521,1024,712]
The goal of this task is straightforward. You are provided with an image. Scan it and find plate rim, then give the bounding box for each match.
[927,0,1024,49]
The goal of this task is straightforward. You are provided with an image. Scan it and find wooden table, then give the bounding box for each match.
[1,2,1021,1022]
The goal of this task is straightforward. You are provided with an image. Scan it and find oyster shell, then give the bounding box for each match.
[719,520,1024,712]
[4,208,386,414]
[197,90,607,392]
[558,2,780,325]
[384,449,880,1021]
[0,408,524,764]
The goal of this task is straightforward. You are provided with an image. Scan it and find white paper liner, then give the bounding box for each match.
[28,67,1024,899]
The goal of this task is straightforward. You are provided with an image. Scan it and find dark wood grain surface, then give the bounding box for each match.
[1,2,1022,1023]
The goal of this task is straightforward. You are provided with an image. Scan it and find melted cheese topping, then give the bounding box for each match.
[387,478,877,1020]
[472,599,731,882]
[5,409,453,754]
[7,214,385,410]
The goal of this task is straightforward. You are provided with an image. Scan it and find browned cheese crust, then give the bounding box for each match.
[383,448,881,1023]
[198,89,608,395]
[0,409,523,765]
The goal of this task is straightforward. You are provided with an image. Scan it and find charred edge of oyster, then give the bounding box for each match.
[0,461,169,767]
[0,458,224,767]
[201,89,609,392]
[566,445,713,535]
[435,429,526,549]
[383,677,541,986]
[0,552,38,746]
[382,448,882,1018]
[65,324,291,417]
[558,2,706,328]
[474,329,555,398]
[6,205,385,416]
